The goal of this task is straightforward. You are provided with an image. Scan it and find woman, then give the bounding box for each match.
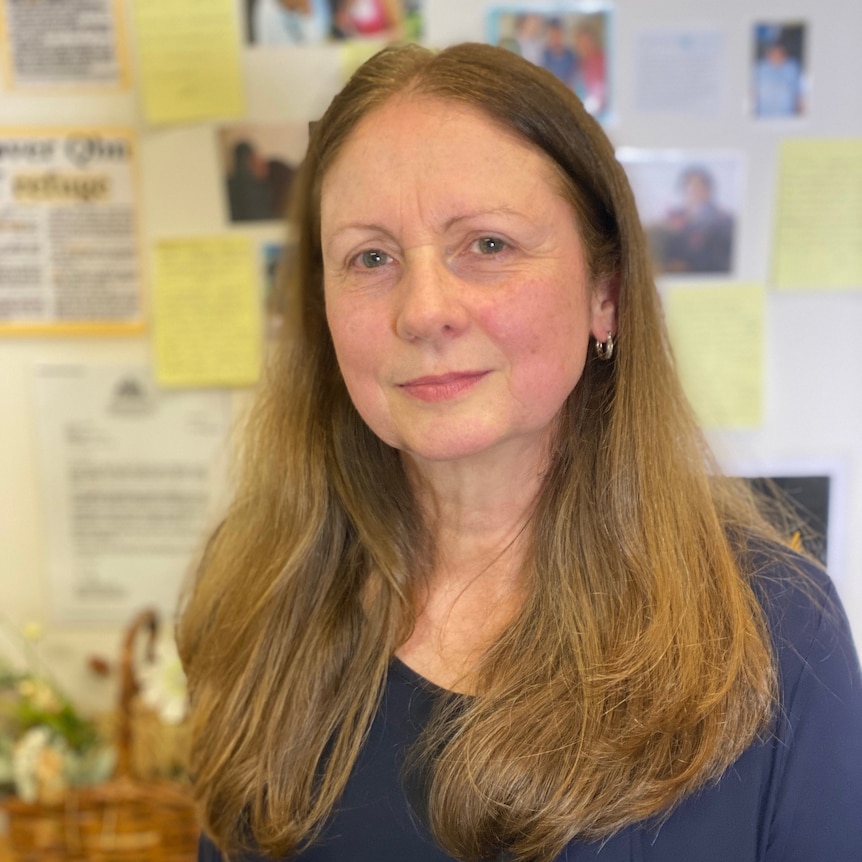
[182,43,862,861]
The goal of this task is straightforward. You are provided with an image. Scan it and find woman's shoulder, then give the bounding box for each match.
[745,547,862,859]
[747,547,854,665]
[629,547,862,861]
[745,545,858,695]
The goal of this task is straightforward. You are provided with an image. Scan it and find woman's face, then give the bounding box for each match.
[320,96,616,468]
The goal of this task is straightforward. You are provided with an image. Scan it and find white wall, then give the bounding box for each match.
[1,0,860,712]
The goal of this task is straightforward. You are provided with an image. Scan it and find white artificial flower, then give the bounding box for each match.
[12,726,68,803]
[138,638,188,725]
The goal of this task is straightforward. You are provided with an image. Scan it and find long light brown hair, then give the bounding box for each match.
[179,43,782,862]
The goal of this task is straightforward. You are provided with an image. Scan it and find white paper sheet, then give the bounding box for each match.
[32,364,231,623]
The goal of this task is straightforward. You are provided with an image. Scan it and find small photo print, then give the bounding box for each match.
[744,475,830,566]
[244,0,423,45]
[261,242,292,338]
[751,21,807,118]
[618,149,743,276]
[486,3,613,121]
[218,123,309,224]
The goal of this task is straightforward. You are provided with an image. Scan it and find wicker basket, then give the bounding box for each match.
[2,610,199,862]
[3,796,82,862]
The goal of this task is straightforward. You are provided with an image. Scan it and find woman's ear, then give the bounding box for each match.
[590,272,620,342]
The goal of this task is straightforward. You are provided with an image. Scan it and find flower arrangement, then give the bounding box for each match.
[1,610,198,862]
[0,619,110,803]
[1,610,191,804]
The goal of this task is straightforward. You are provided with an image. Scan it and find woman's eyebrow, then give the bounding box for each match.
[442,206,524,230]
[323,222,397,246]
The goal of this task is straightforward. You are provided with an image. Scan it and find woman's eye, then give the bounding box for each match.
[475,236,507,255]
[357,249,391,268]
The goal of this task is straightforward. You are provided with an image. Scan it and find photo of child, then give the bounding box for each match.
[751,21,807,118]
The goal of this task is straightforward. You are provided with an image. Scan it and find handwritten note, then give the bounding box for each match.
[153,236,262,387]
[773,139,862,289]
[132,0,243,125]
[665,284,764,428]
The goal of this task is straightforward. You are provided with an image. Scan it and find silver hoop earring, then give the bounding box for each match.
[595,331,614,361]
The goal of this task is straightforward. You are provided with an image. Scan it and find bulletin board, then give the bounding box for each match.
[1,0,860,707]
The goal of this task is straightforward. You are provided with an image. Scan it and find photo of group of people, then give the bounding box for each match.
[244,0,423,45]
[487,4,611,120]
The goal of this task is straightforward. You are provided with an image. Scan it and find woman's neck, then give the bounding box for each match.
[396,443,546,691]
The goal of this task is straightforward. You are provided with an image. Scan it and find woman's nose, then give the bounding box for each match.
[394,253,469,342]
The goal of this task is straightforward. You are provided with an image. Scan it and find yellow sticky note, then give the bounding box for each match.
[132,0,244,125]
[665,284,764,428]
[340,42,386,83]
[153,236,262,387]
[773,139,862,289]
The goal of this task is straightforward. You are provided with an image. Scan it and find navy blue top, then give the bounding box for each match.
[199,561,862,861]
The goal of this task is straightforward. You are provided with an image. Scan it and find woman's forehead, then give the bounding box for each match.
[320,94,567,199]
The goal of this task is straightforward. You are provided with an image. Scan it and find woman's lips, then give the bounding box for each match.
[398,371,488,402]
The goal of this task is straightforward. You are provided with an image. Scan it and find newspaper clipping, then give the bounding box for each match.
[0,0,126,88]
[0,128,143,332]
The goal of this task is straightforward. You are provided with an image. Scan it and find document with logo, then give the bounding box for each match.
[32,364,231,623]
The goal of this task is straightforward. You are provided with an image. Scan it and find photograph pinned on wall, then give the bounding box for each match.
[486,2,613,122]
[743,474,831,567]
[218,123,309,224]
[261,241,293,338]
[751,21,807,119]
[617,148,744,276]
[244,0,331,43]
[244,0,423,45]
